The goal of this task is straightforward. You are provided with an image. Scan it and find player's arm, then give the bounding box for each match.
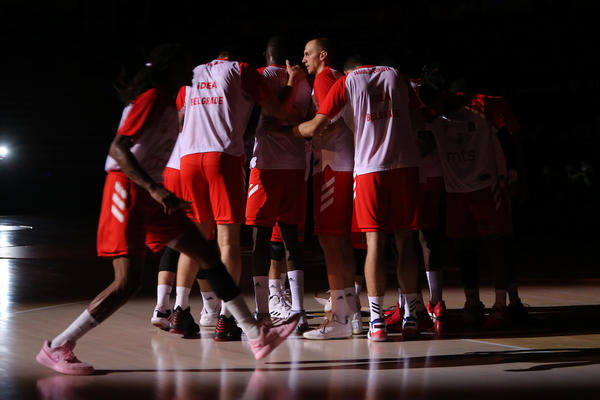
[109,134,187,215]
[258,61,306,120]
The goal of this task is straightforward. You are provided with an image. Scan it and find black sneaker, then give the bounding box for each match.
[507,300,535,325]
[169,306,199,335]
[213,315,242,341]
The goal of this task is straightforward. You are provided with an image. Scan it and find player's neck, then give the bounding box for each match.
[316,63,329,76]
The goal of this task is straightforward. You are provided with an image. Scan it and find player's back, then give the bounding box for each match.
[344,66,420,174]
[180,60,256,158]
[251,65,311,170]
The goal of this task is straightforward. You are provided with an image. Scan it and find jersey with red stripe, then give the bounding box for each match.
[179,59,271,158]
[430,107,506,193]
[311,67,354,173]
[318,66,420,176]
[165,86,191,171]
[250,65,311,170]
[104,88,178,182]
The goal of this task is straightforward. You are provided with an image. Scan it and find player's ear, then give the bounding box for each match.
[319,50,328,62]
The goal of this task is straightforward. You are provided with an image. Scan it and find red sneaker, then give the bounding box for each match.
[384,303,404,333]
[426,300,447,320]
[483,305,511,330]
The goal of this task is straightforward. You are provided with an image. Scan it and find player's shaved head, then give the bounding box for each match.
[265,36,288,66]
[312,37,331,52]
[343,54,364,74]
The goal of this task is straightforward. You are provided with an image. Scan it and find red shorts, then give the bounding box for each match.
[313,168,353,236]
[271,221,306,243]
[418,176,444,230]
[353,167,419,233]
[446,184,513,238]
[245,168,305,227]
[97,171,192,258]
[163,167,182,197]
[180,152,245,225]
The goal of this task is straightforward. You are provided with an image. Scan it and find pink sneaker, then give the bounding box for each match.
[248,314,300,360]
[36,340,94,375]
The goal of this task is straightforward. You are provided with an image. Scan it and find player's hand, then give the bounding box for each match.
[286,60,306,86]
[149,185,191,215]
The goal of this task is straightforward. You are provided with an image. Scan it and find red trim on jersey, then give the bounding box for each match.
[313,67,338,108]
[317,75,347,119]
[175,86,187,112]
[117,88,157,137]
[239,62,271,103]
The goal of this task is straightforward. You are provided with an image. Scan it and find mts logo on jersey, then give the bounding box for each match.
[197,81,218,89]
[446,150,476,162]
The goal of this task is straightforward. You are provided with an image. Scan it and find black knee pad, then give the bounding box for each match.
[158,247,179,273]
[270,241,285,261]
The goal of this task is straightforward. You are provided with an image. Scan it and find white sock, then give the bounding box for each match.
[331,289,348,323]
[344,287,359,314]
[51,309,98,348]
[426,270,443,305]
[253,276,269,314]
[156,284,171,312]
[368,296,384,322]
[287,270,304,312]
[397,288,406,308]
[174,286,191,310]
[494,289,507,308]
[507,283,520,305]
[221,300,231,317]
[269,279,281,297]
[225,296,260,339]
[200,291,219,313]
[354,282,362,297]
[403,293,418,319]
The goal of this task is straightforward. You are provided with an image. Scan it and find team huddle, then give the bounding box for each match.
[35,37,529,376]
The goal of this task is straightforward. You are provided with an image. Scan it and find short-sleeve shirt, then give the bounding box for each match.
[430,107,506,193]
[317,66,420,176]
[311,67,354,173]
[104,88,179,182]
[250,65,312,170]
[179,59,271,158]
[165,86,191,171]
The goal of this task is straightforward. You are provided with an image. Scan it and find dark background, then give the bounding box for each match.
[1,0,599,239]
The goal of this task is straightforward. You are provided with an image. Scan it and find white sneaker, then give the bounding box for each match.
[303,316,352,340]
[199,306,220,327]
[350,312,363,335]
[269,294,292,321]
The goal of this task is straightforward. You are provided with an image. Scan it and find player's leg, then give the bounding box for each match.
[152,247,177,330]
[171,227,300,359]
[365,231,388,341]
[252,225,275,322]
[278,221,309,332]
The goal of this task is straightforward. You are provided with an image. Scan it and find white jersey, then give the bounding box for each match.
[104,88,178,183]
[250,65,311,170]
[311,67,354,173]
[318,66,420,176]
[165,86,191,171]
[179,59,270,158]
[430,107,506,193]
